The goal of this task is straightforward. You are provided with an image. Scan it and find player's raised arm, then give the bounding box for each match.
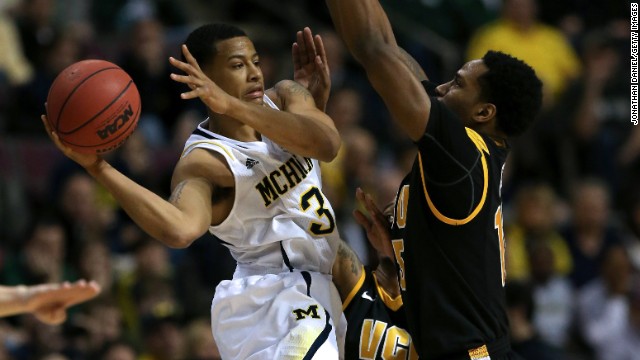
[325,0,431,142]
[169,43,340,162]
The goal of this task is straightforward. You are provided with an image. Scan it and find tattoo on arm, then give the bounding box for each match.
[338,242,362,276]
[169,180,188,204]
[277,81,311,103]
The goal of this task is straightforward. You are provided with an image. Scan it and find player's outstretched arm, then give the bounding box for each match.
[324,0,431,142]
[41,116,217,249]
[170,44,340,162]
[0,280,101,325]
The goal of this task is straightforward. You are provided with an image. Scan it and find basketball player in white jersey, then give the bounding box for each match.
[42,25,346,359]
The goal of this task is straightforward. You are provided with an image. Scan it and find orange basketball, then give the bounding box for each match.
[46,59,141,154]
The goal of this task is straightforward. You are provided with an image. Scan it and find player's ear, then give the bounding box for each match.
[473,103,496,124]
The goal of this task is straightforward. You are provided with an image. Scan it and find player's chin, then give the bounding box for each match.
[244,96,264,105]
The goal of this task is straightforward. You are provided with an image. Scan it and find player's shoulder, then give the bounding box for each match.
[174,147,234,188]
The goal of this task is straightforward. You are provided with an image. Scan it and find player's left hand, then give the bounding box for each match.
[353,188,395,260]
[169,45,232,115]
[292,27,331,111]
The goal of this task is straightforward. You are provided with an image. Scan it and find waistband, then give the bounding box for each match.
[434,335,511,360]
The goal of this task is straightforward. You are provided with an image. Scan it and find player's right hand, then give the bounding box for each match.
[41,113,101,170]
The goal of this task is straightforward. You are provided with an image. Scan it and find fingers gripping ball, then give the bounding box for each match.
[46,60,141,154]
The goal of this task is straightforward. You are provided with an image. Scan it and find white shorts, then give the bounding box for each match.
[210,270,346,360]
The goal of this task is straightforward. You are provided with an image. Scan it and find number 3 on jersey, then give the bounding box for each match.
[301,186,336,235]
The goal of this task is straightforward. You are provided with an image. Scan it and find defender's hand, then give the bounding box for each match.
[353,187,395,260]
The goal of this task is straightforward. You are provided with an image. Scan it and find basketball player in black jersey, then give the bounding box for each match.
[333,198,417,359]
[323,0,543,359]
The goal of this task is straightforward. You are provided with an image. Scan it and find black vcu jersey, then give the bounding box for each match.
[343,268,418,360]
[390,81,511,359]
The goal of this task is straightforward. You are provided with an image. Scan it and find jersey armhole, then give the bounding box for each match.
[417,128,490,226]
[342,265,366,311]
[373,272,403,311]
[181,139,237,162]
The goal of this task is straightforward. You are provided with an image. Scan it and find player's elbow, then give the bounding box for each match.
[158,228,200,249]
[352,41,389,67]
[316,132,341,162]
[318,136,342,162]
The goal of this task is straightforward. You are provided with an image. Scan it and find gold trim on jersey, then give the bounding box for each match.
[373,272,403,311]
[468,344,490,359]
[342,265,366,311]
[181,140,236,161]
[418,128,489,226]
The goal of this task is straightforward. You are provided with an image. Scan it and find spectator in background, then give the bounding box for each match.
[14,0,57,69]
[561,178,622,289]
[0,0,34,87]
[527,241,575,349]
[174,233,235,321]
[8,29,83,133]
[140,315,186,360]
[622,192,640,271]
[552,28,636,202]
[54,171,116,263]
[505,182,572,281]
[118,17,190,147]
[504,281,564,360]
[1,214,76,286]
[466,0,581,107]
[97,339,138,360]
[576,245,639,360]
[75,240,113,296]
[115,237,176,342]
[184,318,221,360]
[70,297,126,357]
[321,86,365,210]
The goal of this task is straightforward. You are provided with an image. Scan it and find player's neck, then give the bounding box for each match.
[472,122,508,144]
[207,114,261,142]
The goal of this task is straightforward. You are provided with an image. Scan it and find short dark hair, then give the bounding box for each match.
[183,23,247,69]
[478,51,543,137]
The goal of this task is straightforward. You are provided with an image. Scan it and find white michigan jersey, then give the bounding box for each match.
[181,103,339,276]
[181,95,345,359]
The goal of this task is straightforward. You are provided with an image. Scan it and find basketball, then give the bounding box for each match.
[46,59,141,154]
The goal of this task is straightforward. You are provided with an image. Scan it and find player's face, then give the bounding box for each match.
[208,36,265,105]
[434,59,489,127]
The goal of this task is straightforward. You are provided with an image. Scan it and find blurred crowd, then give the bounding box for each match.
[0,0,637,359]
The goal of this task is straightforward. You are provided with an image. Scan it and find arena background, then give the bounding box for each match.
[0,0,636,359]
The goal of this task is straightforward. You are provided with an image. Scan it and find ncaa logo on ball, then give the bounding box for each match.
[96,102,135,140]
